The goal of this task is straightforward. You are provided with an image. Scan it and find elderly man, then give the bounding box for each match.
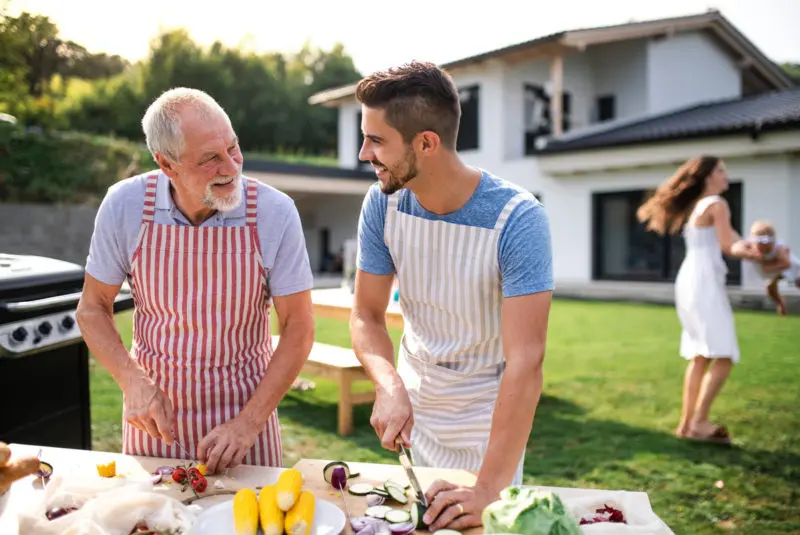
[76,88,314,473]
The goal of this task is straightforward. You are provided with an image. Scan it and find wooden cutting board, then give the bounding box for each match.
[293,458,483,535]
[4,444,286,510]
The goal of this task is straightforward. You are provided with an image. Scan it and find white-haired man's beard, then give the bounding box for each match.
[202,172,243,212]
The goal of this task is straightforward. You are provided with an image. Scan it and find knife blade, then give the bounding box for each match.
[397,442,427,507]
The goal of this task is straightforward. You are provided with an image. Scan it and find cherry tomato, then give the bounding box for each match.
[172,467,187,483]
[192,476,207,492]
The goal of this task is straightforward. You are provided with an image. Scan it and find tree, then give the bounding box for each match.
[781,62,800,83]
[67,29,362,156]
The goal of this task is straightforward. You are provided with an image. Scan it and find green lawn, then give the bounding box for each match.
[92,300,800,535]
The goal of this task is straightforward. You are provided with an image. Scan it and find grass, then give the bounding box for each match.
[92,300,800,535]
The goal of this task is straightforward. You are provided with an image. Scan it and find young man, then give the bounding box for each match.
[349,61,553,531]
[77,88,315,474]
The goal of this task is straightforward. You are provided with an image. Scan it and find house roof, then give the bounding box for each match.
[243,159,375,180]
[309,10,794,107]
[534,87,800,154]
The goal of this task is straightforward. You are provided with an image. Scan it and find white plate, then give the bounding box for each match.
[192,496,346,535]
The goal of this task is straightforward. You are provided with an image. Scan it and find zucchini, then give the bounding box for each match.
[410,501,428,529]
[434,531,462,535]
[369,488,390,498]
[364,505,393,519]
[384,483,408,504]
[384,509,411,523]
[348,483,375,496]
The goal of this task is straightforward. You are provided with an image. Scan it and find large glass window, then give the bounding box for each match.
[592,183,742,284]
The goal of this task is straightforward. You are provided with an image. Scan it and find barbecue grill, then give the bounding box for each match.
[0,253,133,449]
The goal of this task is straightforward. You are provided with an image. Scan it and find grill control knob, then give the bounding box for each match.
[38,321,53,336]
[60,316,75,331]
[10,326,27,344]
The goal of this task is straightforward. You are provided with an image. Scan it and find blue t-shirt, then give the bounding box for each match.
[357,170,554,298]
[85,171,314,297]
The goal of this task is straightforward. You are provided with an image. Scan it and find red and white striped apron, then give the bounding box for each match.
[122,173,282,467]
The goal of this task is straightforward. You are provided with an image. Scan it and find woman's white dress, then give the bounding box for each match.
[674,195,740,363]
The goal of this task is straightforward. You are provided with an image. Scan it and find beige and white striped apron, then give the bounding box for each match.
[386,192,526,486]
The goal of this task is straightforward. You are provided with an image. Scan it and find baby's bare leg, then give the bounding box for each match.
[766,278,787,316]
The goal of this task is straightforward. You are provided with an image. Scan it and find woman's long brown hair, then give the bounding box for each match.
[636,155,720,236]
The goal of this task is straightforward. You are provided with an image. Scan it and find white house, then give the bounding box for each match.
[247,10,800,292]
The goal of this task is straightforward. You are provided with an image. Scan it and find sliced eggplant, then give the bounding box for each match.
[323,461,350,483]
[364,505,393,519]
[38,461,53,479]
[348,483,375,495]
[384,509,411,524]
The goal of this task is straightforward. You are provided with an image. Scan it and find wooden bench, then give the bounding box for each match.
[273,336,374,436]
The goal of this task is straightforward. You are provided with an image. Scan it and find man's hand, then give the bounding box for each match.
[422,479,498,532]
[197,414,262,474]
[371,379,414,450]
[123,377,175,444]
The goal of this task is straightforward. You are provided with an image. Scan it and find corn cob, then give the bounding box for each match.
[285,490,316,535]
[276,468,303,511]
[233,488,259,535]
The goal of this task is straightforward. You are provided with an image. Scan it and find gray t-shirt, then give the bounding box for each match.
[85,171,314,297]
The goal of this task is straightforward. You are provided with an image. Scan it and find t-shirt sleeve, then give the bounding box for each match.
[269,202,315,297]
[357,185,395,275]
[498,199,554,298]
[85,186,131,286]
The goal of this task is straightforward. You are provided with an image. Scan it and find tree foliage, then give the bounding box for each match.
[0,10,361,156]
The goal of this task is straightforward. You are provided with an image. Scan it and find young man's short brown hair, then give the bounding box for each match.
[355,61,462,151]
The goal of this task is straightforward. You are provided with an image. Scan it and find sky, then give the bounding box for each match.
[7,0,799,75]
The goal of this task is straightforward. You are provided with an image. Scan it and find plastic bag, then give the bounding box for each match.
[16,472,196,535]
[564,492,675,535]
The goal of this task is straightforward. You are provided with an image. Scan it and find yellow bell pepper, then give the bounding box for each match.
[96,460,116,478]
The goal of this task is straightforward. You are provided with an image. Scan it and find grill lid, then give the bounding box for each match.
[0,253,85,293]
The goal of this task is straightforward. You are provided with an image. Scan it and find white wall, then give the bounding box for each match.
[294,193,365,273]
[338,101,361,169]
[542,154,796,288]
[790,156,800,260]
[647,32,742,114]
[334,30,744,171]
[587,39,649,121]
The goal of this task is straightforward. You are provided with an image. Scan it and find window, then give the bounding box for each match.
[592,183,742,284]
[457,85,480,151]
[596,95,615,122]
[356,111,365,167]
[524,84,571,154]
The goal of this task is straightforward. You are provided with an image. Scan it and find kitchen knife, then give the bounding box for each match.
[397,441,428,507]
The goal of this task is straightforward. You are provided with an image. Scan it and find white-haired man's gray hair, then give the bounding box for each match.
[141,87,230,162]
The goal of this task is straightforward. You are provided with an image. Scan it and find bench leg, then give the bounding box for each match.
[338,370,354,436]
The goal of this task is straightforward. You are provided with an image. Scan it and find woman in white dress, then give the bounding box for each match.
[637,156,762,444]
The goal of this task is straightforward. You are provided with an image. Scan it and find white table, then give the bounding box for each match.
[1,444,675,534]
[310,288,404,330]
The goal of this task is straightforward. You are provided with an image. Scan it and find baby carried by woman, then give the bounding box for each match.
[748,220,800,316]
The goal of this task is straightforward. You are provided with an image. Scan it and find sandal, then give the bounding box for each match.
[684,424,732,445]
